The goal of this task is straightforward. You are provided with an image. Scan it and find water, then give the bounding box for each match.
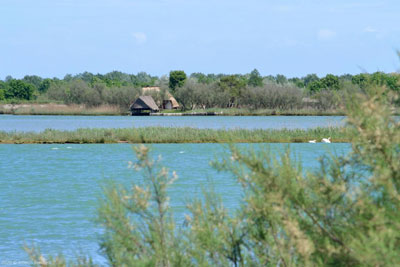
[0,115,345,132]
[0,143,351,265]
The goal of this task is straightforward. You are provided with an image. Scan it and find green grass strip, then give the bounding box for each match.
[0,127,353,144]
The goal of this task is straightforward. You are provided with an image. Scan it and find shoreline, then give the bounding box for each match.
[0,103,346,116]
[0,127,352,144]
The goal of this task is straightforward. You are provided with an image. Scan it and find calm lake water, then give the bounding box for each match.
[0,143,351,265]
[0,115,345,132]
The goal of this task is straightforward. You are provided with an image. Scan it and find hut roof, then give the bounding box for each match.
[142,87,161,93]
[130,96,159,111]
[142,87,179,109]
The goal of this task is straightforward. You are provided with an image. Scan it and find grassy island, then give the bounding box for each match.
[0,126,352,144]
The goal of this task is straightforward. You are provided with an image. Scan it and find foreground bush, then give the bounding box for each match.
[27,88,400,266]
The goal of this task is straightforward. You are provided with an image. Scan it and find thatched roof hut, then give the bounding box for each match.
[142,87,179,109]
[130,96,159,115]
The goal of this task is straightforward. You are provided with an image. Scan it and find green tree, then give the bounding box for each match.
[22,75,42,88]
[248,69,263,87]
[370,72,400,91]
[288,77,305,88]
[174,79,197,110]
[275,74,287,85]
[190,72,215,84]
[308,80,324,93]
[169,70,187,92]
[39,78,52,93]
[5,80,35,100]
[303,74,319,86]
[352,73,369,88]
[308,74,340,92]
[63,74,73,82]
[0,89,5,100]
[321,74,340,90]
[218,75,246,107]
[135,71,157,87]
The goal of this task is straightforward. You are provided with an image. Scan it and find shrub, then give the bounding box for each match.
[169,71,187,92]
[240,84,303,110]
[5,79,36,100]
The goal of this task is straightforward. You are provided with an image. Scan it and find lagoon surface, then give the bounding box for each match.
[0,115,345,132]
[0,143,350,265]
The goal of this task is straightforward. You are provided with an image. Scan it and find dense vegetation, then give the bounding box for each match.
[1,70,399,112]
[25,87,400,266]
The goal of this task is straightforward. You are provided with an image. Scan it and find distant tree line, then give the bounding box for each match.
[0,69,398,111]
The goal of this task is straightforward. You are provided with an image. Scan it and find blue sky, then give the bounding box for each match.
[1,0,399,78]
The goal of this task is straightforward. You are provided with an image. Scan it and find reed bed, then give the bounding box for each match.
[0,127,352,144]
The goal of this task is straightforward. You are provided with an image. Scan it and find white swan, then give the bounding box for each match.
[308,140,316,143]
[322,137,331,143]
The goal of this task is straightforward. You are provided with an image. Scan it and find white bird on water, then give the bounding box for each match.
[322,137,331,143]
[308,140,316,143]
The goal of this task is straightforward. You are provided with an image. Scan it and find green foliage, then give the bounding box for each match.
[352,72,400,92]
[0,89,5,100]
[169,70,187,92]
[240,83,304,110]
[186,190,247,266]
[25,245,95,267]
[5,79,36,100]
[174,79,197,110]
[370,72,399,91]
[352,73,369,88]
[218,75,247,107]
[288,77,305,88]
[303,73,319,86]
[307,80,324,93]
[313,89,342,110]
[275,74,288,85]
[248,69,263,87]
[98,145,189,266]
[39,78,52,93]
[46,79,140,108]
[308,74,340,92]
[190,72,218,84]
[22,75,42,88]
[321,74,340,90]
